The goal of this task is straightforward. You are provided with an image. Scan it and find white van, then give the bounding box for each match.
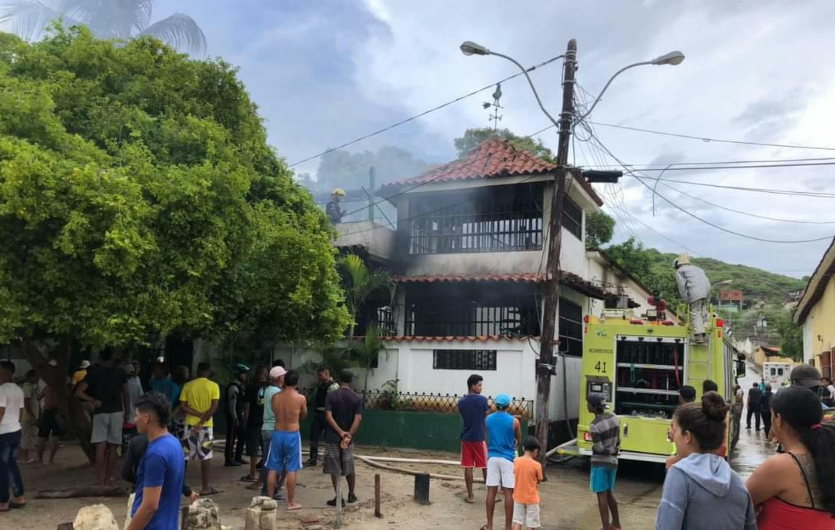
[763,361,793,389]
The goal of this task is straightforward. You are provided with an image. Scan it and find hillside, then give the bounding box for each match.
[605,238,807,307]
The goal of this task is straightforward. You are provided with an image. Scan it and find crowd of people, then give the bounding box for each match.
[0,355,365,528]
[1,352,834,528]
[459,364,835,530]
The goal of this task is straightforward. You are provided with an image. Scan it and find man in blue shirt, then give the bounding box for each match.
[458,374,489,504]
[127,392,185,530]
[484,393,521,530]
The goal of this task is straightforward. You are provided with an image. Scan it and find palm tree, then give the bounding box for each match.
[338,253,394,337]
[350,322,385,392]
[0,0,206,55]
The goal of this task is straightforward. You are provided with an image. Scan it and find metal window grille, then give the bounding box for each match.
[357,390,534,418]
[408,184,544,255]
[562,196,583,240]
[559,297,583,356]
[405,286,540,337]
[433,349,497,371]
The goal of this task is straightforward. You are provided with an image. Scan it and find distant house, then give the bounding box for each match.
[718,289,744,311]
[794,236,835,380]
[753,345,793,368]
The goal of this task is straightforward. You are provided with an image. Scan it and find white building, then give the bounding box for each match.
[330,140,631,430]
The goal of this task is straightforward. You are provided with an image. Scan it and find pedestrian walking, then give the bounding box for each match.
[459,374,489,504]
[746,382,762,431]
[323,369,362,507]
[731,391,743,450]
[0,361,25,512]
[673,254,711,343]
[224,364,249,467]
[18,370,40,464]
[588,393,621,530]
[241,365,268,483]
[656,392,756,530]
[511,436,542,530]
[747,387,835,529]
[37,381,65,465]
[304,367,339,468]
[484,393,521,530]
[265,369,307,510]
[249,366,285,498]
[179,362,221,496]
[125,392,186,530]
[760,383,774,437]
[124,363,146,455]
[75,348,129,486]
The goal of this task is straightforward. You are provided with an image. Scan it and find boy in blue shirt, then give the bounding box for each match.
[127,392,185,530]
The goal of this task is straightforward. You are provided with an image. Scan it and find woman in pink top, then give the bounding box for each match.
[747,387,835,530]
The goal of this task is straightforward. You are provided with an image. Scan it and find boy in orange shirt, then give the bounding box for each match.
[512,436,543,529]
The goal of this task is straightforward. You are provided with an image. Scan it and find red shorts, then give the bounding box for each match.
[460,441,487,469]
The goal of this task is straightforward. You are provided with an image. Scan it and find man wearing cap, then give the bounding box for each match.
[250,366,286,498]
[588,393,622,530]
[790,364,827,410]
[484,393,521,530]
[224,364,249,467]
[673,254,712,344]
[71,360,91,388]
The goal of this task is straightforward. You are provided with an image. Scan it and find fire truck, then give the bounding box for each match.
[557,300,745,463]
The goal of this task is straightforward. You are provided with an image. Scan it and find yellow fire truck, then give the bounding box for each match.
[557,303,744,463]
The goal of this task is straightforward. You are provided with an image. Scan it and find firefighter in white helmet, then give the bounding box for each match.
[326,188,346,223]
[673,253,712,343]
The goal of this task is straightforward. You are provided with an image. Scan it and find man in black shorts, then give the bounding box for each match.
[324,369,362,507]
[241,365,268,483]
[37,382,66,465]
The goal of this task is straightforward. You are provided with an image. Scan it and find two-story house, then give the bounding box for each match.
[331,139,630,429]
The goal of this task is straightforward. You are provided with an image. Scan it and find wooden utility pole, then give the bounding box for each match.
[534,39,577,472]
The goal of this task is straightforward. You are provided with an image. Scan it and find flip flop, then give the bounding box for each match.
[200,487,224,496]
[245,483,262,491]
[287,504,302,511]
[464,496,475,504]
[240,474,256,482]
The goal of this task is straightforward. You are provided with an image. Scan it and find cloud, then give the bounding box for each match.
[150,0,835,277]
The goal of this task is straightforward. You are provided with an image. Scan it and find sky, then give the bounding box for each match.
[26,0,835,277]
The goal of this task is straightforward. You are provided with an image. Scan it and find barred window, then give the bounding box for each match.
[433,350,497,371]
[559,297,583,356]
[562,197,582,240]
[409,184,544,255]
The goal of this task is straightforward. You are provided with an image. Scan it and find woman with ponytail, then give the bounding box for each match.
[656,391,756,530]
[747,386,835,529]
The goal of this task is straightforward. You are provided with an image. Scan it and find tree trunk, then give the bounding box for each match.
[22,336,95,462]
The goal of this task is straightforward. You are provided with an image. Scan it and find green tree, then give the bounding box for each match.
[454,127,555,162]
[0,0,206,54]
[349,322,385,392]
[338,254,394,337]
[586,211,615,249]
[776,311,803,361]
[606,237,653,280]
[0,28,348,451]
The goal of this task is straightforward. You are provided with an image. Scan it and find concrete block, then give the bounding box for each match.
[72,504,120,530]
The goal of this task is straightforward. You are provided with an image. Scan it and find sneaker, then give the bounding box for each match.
[347,493,358,504]
[327,497,346,507]
[224,461,242,467]
[273,492,287,503]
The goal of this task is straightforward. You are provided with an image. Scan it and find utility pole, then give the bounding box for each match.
[534,39,577,472]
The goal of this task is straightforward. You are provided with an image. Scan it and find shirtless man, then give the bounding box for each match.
[266,369,307,510]
[38,383,65,465]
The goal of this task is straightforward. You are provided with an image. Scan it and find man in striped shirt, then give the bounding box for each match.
[588,393,621,530]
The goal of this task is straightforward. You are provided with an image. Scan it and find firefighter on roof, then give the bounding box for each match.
[674,253,712,343]
[326,188,346,224]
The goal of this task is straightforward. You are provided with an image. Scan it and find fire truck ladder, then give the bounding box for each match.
[687,333,712,387]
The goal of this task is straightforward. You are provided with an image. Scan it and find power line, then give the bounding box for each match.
[589,121,835,152]
[589,135,835,244]
[288,54,565,168]
[631,176,835,199]
[617,160,835,172]
[660,183,835,225]
[580,156,835,169]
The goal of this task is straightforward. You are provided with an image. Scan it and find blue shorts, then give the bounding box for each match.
[590,465,617,493]
[265,430,302,473]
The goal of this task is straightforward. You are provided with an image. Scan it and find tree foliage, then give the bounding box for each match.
[0,0,206,54]
[454,127,555,162]
[0,27,349,357]
[776,311,804,361]
[586,211,615,249]
[338,253,394,337]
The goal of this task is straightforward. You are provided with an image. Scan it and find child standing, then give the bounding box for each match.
[511,436,543,530]
[588,393,621,530]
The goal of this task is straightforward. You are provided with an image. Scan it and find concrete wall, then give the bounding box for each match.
[335,221,397,262]
[805,279,835,367]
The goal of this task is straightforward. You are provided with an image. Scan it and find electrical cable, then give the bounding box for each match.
[625,176,835,199]
[288,54,566,168]
[589,135,835,244]
[588,121,835,152]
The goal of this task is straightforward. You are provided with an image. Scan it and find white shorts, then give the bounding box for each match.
[486,457,515,489]
[512,502,541,528]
